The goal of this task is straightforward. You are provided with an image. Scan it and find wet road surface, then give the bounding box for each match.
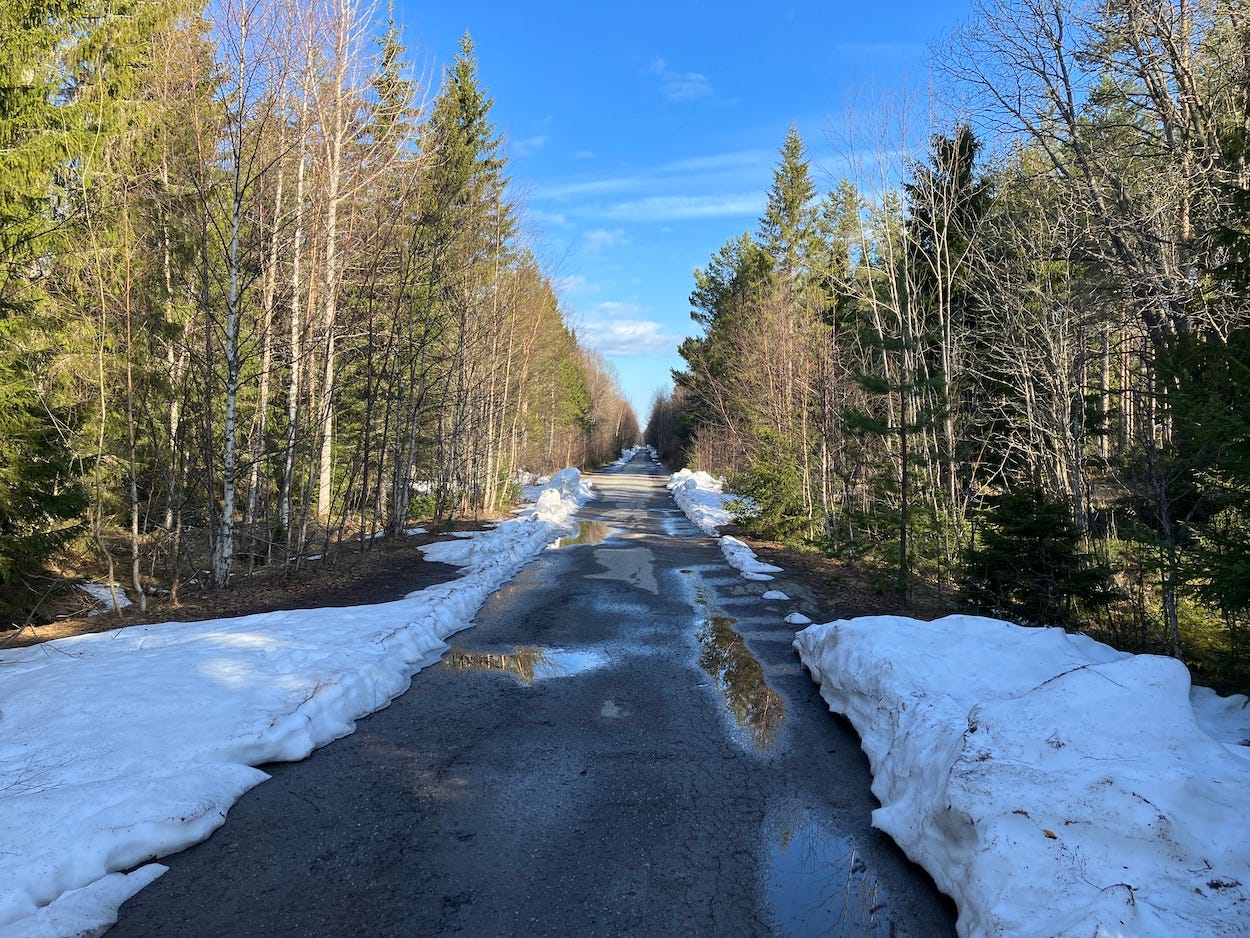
[114,456,956,936]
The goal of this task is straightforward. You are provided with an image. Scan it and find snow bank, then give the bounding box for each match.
[1191,685,1250,746]
[666,468,735,535]
[423,468,592,571]
[607,445,643,468]
[0,469,594,936]
[666,471,785,589]
[794,614,1250,938]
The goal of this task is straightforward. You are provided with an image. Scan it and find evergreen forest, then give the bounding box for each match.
[648,0,1250,692]
[0,0,637,620]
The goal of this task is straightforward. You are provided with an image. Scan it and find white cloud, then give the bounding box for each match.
[532,149,772,223]
[650,57,712,102]
[588,301,642,317]
[832,41,921,58]
[576,305,684,356]
[597,193,765,222]
[554,274,598,298]
[536,175,649,201]
[533,150,768,201]
[658,150,772,173]
[573,150,595,159]
[528,208,571,228]
[583,227,628,251]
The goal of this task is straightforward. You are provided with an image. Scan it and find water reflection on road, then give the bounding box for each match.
[443,646,607,685]
[551,521,613,549]
[696,615,786,748]
[765,808,890,936]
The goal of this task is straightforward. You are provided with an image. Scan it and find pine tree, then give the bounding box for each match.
[420,33,510,257]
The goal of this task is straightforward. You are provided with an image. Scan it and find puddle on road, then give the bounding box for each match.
[765,810,889,936]
[551,521,614,549]
[660,513,699,538]
[697,615,785,748]
[443,646,607,685]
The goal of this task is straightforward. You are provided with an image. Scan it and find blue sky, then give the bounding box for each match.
[393,1,972,423]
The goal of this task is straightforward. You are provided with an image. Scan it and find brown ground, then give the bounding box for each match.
[722,522,963,623]
[0,525,494,650]
[3,516,961,651]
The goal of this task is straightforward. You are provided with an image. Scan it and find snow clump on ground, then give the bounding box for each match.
[666,470,784,588]
[607,445,643,468]
[78,582,133,615]
[719,535,783,581]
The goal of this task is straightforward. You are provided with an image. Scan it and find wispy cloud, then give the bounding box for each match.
[554,274,598,298]
[583,227,628,251]
[535,150,769,201]
[536,174,652,201]
[533,148,772,224]
[650,57,711,102]
[511,134,547,157]
[659,150,773,173]
[576,303,683,356]
[832,41,921,59]
[528,208,571,228]
[597,193,765,222]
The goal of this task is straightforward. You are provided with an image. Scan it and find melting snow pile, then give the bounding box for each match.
[667,471,786,588]
[0,469,594,938]
[421,468,593,571]
[794,614,1250,938]
[666,468,736,536]
[719,535,783,582]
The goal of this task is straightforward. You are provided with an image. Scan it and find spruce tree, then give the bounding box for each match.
[420,33,510,256]
[0,1,103,593]
[758,124,819,282]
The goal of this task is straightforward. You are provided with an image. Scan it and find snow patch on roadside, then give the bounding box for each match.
[666,470,798,601]
[5,863,168,938]
[0,469,594,936]
[607,445,643,468]
[720,536,783,582]
[794,614,1250,938]
[77,583,132,615]
[666,468,736,536]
